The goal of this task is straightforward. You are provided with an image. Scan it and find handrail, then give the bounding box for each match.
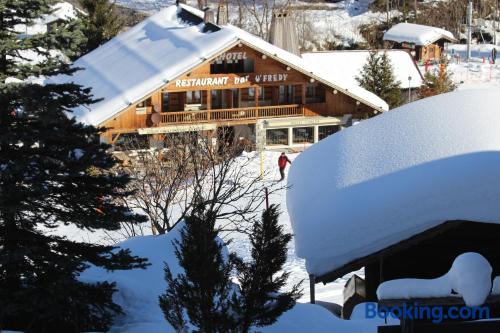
[159,104,304,125]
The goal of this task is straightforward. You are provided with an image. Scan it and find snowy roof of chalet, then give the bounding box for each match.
[383,23,456,46]
[302,50,423,89]
[51,4,388,126]
[287,89,500,278]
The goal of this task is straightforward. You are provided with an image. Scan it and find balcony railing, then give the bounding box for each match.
[159,104,303,125]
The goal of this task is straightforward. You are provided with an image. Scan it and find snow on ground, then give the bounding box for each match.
[377,253,492,307]
[54,150,357,306]
[419,44,500,91]
[80,203,380,332]
[288,89,500,278]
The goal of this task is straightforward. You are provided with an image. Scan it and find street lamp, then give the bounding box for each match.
[408,76,412,102]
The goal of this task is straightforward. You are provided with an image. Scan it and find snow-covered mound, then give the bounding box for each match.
[287,89,500,277]
[377,252,492,307]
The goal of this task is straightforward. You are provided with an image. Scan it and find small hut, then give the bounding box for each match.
[383,23,457,63]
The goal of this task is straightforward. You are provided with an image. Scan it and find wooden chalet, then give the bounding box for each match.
[58,3,388,150]
[383,23,457,63]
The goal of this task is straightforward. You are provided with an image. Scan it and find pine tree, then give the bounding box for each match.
[356,51,403,108]
[419,56,457,98]
[78,0,125,55]
[159,207,238,333]
[0,1,147,331]
[159,205,302,333]
[233,205,302,333]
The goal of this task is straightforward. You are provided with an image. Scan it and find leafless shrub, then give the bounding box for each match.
[108,128,282,241]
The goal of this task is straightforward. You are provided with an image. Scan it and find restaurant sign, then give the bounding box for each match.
[174,73,289,88]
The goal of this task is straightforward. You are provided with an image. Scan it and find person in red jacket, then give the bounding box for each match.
[278,152,292,181]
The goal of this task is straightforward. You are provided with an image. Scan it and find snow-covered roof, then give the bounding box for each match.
[287,89,500,278]
[51,4,388,126]
[302,50,423,89]
[383,23,456,46]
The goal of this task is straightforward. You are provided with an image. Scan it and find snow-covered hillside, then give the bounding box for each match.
[116,0,388,47]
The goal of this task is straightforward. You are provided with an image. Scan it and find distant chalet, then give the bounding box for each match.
[384,23,457,62]
[53,4,387,150]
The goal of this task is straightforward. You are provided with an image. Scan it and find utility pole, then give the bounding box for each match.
[386,0,390,24]
[466,1,473,61]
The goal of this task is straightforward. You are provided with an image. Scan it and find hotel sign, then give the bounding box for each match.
[213,51,247,62]
[174,73,289,88]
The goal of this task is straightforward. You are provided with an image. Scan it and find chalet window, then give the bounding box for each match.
[305,83,326,104]
[318,125,340,140]
[186,90,202,104]
[279,85,294,104]
[210,58,254,74]
[136,97,151,114]
[292,127,314,144]
[266,128,288,146]
[240,88,256,107]
[259,87,271,106]
[162,92,169,112]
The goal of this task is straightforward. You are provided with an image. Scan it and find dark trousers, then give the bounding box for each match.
[279,167,285,180]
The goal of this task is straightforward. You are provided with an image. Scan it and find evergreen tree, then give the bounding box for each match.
[78,0,125,55]
[418,56,457,98]
[0,1,147,331]
[233,204,302,333]
[159,207,238,333]
[159,205,301,333]
[356,51,403,108]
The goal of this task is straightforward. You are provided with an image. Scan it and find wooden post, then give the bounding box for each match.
[207,89,211,120]
[309,274,316,304]
[255,86,259,108]
[301,83,306,105]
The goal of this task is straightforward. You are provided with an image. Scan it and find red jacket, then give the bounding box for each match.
[278,155,291,169]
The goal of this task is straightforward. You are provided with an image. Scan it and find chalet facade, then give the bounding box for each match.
[57,4,387,150]
[384,23,457,63]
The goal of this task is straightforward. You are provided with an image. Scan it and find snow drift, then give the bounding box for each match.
[287,89,500,277]
[377,252,492,307]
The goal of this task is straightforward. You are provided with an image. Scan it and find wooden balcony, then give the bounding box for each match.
[159,104,304,125]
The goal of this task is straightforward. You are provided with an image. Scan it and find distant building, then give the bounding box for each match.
[383,23,457,63]
[302,50,424,103]
[54,4,388,150]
